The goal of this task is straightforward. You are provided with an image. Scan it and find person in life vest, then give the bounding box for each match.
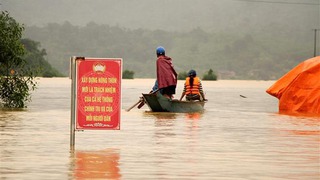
[155,46,178,99]
[179,69,206,101]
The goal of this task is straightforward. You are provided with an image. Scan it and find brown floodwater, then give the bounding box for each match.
[0,78,319,179]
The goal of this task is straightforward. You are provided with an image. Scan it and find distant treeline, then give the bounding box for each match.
[24,22,315,80]
[21,39,63,77]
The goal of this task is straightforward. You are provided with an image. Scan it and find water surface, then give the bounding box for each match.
[1,78,319,179]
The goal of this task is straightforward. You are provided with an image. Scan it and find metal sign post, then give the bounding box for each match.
[70,56,78,150]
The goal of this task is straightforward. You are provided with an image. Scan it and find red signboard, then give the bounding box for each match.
[76,58,121,130]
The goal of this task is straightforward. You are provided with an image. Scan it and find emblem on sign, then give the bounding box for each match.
[93,63,106,73]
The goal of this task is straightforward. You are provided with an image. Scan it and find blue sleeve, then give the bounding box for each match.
[152,80,158,92]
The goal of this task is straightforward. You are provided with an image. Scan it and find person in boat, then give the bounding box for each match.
[155,46,178,99]
[179,69,206,101]
[151,80,159,93]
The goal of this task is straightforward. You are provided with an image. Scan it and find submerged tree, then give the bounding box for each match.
[178,71,188,80]
[0,11,37,108]
[122,69,135,79]
[202,69,217,81]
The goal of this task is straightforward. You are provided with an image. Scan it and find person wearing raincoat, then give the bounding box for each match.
[155,46,178,99]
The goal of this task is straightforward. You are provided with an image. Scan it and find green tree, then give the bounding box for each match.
[0,11,37,108]
[178,71,188,80]
[203,69,217,81]
[122,69,134,79]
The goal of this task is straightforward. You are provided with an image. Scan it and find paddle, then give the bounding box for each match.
[126,89,159,112]
[137,99,145,109]
[125,97,144,112]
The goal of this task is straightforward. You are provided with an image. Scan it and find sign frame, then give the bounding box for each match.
[70,57,122,148]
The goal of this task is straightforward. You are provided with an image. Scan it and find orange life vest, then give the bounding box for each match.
[185,77,200,95]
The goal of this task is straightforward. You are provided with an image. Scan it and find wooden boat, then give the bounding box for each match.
[142,92,206,113]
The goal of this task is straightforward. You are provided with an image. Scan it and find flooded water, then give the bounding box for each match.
[1,78,319,180]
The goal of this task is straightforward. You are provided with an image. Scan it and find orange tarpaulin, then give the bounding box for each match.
[266,56,320,115]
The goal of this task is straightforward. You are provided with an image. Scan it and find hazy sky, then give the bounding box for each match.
[1,0,319,32]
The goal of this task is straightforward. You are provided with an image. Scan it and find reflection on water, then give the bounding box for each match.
[145,112,177,128]
[144,111,178,120]
[70,149,121,179]
[185,112,202,120]
[275,113,320,139]
[0,78,319,179]
[268,114,320,180]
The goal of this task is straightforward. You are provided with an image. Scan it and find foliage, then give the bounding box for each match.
[122,69,134,79]
[23,22,314,80]
[202,69,217,81]
[21,38,63,77]
[0,11,25,73]
[178,71,188,80]
[0,76,37,108]
[0,11,37,108]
